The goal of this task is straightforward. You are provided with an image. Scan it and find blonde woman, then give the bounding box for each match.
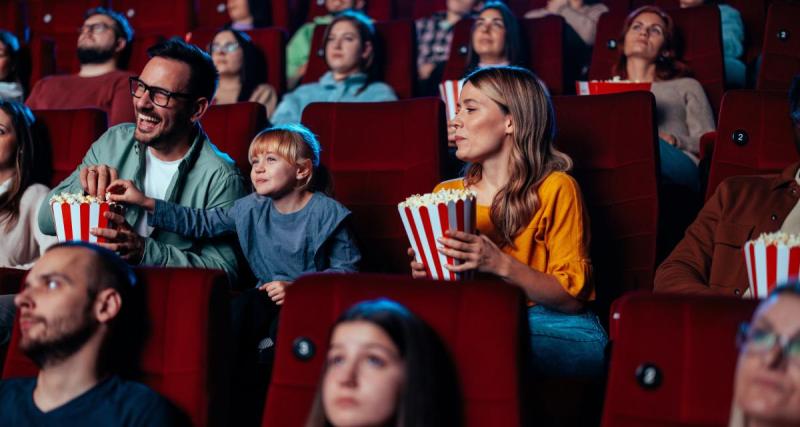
[410,66,607,377]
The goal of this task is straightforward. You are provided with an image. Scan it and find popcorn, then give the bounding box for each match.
[49,192,118,243]
[576,79,652,96]
[398,189,476,281]
[743,232,800,299]
[438,79,464,120]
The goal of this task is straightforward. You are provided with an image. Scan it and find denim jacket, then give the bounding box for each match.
[38,123,248,283]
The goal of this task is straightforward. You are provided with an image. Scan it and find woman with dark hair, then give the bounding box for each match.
[729,283,800,427]
[614,5,714,191]
[271,10,397,125]
[0,31,23,101]
[306,299,463,427]
[463,1,526,76]
[209,28,277,116]
[226,0,269,30]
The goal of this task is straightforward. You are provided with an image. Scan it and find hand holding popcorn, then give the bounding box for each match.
[107,179,156,212]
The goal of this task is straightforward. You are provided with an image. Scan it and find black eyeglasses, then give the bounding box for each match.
[129,77,194,108]
[737,322,800,366]
[78,23,113,35]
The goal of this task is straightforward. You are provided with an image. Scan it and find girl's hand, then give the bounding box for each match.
[259,280,291,305]
[546,0,568,13]
[659,131,679,147]
[407,248,428,279]
[107,179,155,212]
[438,230,508,276]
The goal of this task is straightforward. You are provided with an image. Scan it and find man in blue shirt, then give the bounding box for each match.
[0,242,186,426]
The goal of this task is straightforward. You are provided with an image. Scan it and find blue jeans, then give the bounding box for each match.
[528,305,608,378]
[659,139,700,192]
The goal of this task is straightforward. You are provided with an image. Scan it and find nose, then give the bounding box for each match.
[13,288,33,311]
[134,89,154,110]
[336,359,359,388]
[762,341,789,369]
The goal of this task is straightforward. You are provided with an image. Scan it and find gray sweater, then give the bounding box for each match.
[651,77,716,163]
[149,192,361,285]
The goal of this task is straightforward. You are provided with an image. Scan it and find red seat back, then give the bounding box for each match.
[411,0,446,19]
[756,1,800,93]
[187,26,288,95]
[0,0,27,39]
[590,5,725,115]
[262,273,527,427]
[706,90,799,200]
[301,98,446,273]
[304,0,395,22]
[109,0,194,37]
[33,108,108,188]
[440,17,472,80]
[22,36,57,90]
[302,20,415,99]
[602,292,757,427]
[2,267,231,427]
[552,92,659,307]
[125,34,164,74]
[195,0,233,29]
[28,0,105,74]
[724,0,768,65]
[202,101,268,176]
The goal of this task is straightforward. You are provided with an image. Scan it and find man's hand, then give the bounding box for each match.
[91,209,145,263]
[79,165,119,199]
[258,281,292,305]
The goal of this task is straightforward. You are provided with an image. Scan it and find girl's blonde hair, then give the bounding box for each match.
[463,66,572,248]
[248,123,325,193]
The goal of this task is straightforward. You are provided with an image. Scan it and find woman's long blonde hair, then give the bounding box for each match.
[463,66,572,248]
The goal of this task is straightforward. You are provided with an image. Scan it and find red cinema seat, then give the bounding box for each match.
[28,0,105,74]
[262,273,527,427]
[725,0,768,67]
[302,20,415,99]
[0,0,27,39]
[602,292,757,427]
[0,268,24,296]
[440,17,472,81]
[705,90,799,200]
[304,0,395,22]
[125,34,164,74]
[301,98,446,273]
[590,5,725,115]
[202,101,268,175]
[552,92,659,309]
[756,1,800,93]
[2,267,231,427]
[187,26,288,95]
[195,0,234,29]
[411,0,446,19]
[22,36,57,90]
[109,0,194,37]
[33,108,108,188]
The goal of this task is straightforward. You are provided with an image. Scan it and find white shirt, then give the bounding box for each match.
[134,148,182,236]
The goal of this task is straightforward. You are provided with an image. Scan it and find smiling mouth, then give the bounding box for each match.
[137,113,161,132]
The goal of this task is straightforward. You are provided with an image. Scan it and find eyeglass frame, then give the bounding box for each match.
[208,41,240,54]
[77,22,115,35]
[737,321,800,365]
[129,77,196,108]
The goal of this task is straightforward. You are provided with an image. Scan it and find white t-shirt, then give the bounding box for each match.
[134,148,182,236]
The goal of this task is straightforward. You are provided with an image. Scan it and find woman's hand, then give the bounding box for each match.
[438,230,509,276]
[659,131,679,147]
[107,179,155,212]
[259,280,291,305]
[407,248,428,279]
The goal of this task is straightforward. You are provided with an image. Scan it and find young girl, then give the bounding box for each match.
[411,66,607,378]
[108,123,361,301]
[271,10,397,125]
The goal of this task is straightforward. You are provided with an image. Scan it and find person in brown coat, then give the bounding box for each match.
[654,75,800,296]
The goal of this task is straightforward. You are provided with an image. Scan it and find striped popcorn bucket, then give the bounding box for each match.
[743,240,800,299]
[438,79,465,120]
[398,197,476,281]
[50,201,114,243]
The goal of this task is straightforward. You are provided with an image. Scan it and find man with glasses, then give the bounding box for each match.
[26,7,136,125]
[729,283,800,426]
[655,75,800,296]
[37,38,247,284]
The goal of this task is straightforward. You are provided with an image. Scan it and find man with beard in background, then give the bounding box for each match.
[0,242,186,426]
[26,7,136,125]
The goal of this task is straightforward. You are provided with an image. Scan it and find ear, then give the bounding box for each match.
[361,40,373,61]
[93,288,122,324]
[189,97,211,123]
[504,114,514,136]
[296,159,312,181]
[113,38,127,55]
[355,0,366,10]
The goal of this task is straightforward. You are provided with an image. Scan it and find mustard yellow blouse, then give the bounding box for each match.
[434,172,594,301]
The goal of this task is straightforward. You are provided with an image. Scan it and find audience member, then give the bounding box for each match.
[305,299,463,427]
[26,8,136,126]
[654,75,800,296]
[463,1,526,77]
[614,5,715,191]
[0,31,23,101]
[37,38,247,283]
[680,0,745,88]
[412,66,607,377]
[209,28,277,116]
[415,0,482,95]
[0,242,187,426]
[272,10,397,125]
[286,0,366,89]
[226,0,269,31]
[729,283,800,427]
[525,0,608,47]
